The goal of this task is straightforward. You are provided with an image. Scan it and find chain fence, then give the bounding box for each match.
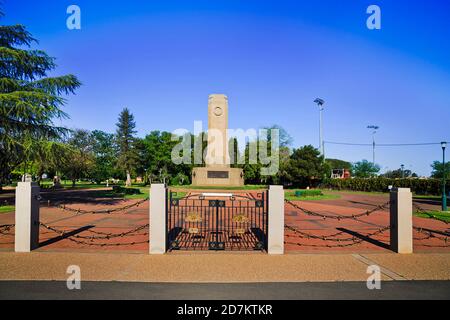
[39,222,149,247]
[285,198,449,248]
[284,199,390,220]
[285,224,390,242]
[3,195,449,249]
[0,195,150,248]
[413,202,449,224]
[0,222,150,247]
[51,197,149,214]
[0,224,14,235]
[285,227,391,248]
[413,226,449,243]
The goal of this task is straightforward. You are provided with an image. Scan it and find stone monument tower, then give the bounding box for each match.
[192,94,244,187]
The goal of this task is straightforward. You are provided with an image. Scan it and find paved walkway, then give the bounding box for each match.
[1,280,449,300]
[0,251,449,282]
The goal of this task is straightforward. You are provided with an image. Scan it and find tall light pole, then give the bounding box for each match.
[401,164,405,178]
[442,141,447,211]
[314,98,325,158]
[367,125,379,165]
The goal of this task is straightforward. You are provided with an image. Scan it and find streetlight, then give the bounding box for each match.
[367,125,379,165]
[314,98,325,157]
[441,141,447,211]
[400,164,405,178]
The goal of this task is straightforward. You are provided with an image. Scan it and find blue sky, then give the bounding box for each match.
[3,0,450,176]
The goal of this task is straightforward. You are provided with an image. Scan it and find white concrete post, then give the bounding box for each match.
[149,184,166,254]
[390,187,413,254]
[15,182,40,252]
[268,185,284,254]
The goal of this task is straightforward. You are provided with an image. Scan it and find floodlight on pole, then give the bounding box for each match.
[367,125,379,165]
[442,141,447,211]
[314,98,325,157]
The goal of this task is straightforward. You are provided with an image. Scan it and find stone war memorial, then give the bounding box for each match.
[192,94,244,187]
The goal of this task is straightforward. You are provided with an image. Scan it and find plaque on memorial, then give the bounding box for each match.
[207,171,229,179]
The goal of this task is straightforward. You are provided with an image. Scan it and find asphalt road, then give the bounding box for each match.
[0,281,449,300]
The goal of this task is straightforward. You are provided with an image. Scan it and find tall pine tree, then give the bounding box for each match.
[115,108,137,186]
[0,9,81,187]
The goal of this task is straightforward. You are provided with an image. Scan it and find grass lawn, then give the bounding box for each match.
[412,195,443,201]
[93,187,186,200]
[326,190,388,196]
[414,210,450,223]
[171,185,267,191]
[84,187,148,200]
[284,190,341,201]
[0,205,14,214]
[326,190,444,200]
[47,181,111,189]
[124,186,149,199]
[40,180,148,189]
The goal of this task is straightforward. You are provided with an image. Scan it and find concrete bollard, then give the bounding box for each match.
[15,182,40,252]
[268,185,284,254]
[390,188,413,254]
[149,184,167,254]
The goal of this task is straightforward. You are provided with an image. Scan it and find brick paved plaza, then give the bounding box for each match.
[1,188,448,253]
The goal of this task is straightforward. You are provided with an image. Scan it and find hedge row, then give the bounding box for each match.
[112,186,142,195]
[321,178,449,195]
[294,190,323,197]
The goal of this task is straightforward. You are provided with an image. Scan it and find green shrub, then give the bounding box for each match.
[321,178,449,195]
[112,186,141,195]
[170,173,189,186]
[294,189,323,197]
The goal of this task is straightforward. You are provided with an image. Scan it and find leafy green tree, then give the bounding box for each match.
[0,10,80,188]
[228,137,240,168]
[240,133,288,185]
[263,125,293,147]
[61,129,95,187]
[352,160,380,178]
[115,108,138,186]
[133,137,148,183]
[142,130,191,184]
[244,125,292,185]
[170,172,189,186]
[191,131,207,167]
[91,130,117,183]
[431,161,450,180]
[29,139,72,183]
[272,146,291,185]
[242,140,263,184]
[382,168,417,179]
[326,158,352,170]
[283,145,326,188]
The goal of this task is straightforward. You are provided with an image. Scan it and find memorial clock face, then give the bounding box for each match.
[213,106,223,116]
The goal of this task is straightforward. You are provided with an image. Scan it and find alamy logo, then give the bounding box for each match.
[366,5,381,30]
[366,265,381,289]
[171,122,280,176]
[66,265,81,290]
[66,5,81,30]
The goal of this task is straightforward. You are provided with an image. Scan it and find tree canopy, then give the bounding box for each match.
[115,108,138,186]
[326,158,352,170]
[431,161,450,180]
[352,160,380,178]
[381,168,418,179]
[282,145,327,188]
[61,129,95,187]
[0,11,80,187]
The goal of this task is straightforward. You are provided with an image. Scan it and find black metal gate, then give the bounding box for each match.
[166,192,268,251]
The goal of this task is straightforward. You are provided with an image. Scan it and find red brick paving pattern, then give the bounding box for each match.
[284,193,449,252]
[0,189,448,253]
